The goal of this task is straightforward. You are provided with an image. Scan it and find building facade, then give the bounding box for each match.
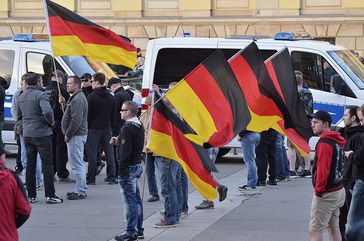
[0,0,364,54]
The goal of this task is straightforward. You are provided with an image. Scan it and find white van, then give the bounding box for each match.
[142,32,364,156]
[0,34,140,146]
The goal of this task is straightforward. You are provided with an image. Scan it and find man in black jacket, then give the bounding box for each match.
[108,77,132,177]
[339,105,364,241]
[86,73,116,185]
[45,71,71,183]
[113,101,144,241]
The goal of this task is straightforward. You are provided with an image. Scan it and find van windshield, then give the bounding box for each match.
[328,50,364,89]
[61,56,117,79]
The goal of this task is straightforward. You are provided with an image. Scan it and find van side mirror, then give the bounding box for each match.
[330,75,345,95]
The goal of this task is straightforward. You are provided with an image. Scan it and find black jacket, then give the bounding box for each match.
[117,118,144,176]
[87,86,114,129]
[45,81,69,121]
[342,125,364,186]
[348,130,364,182]
[82,86,93,98]
[112,87,132,137]
[0,84,5,122]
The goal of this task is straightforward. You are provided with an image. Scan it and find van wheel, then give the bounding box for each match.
[217,148,231,158]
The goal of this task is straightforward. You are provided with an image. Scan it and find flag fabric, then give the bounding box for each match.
[228,42,293,133]
[44,0,137,68]
[164,50,251,148]
[148,94,217,201]
[265,49,313,156]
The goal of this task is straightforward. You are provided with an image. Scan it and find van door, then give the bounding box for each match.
[289,49,356,126]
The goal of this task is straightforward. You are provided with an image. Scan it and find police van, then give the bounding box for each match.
[141,32,364,156]
[0,34,140,146]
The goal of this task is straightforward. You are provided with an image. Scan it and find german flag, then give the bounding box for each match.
[148,94,217,201]
[228,42,293,133]
[164,50,251,148]
[265,49,313,156]
[44,0,137,68]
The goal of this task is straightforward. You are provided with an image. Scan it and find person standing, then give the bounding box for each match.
[345,104,364,241]
[113,101,144,241]
[61,76,88,200]
[45,71,71,183]
[17,72,62,204]
[310,110,345,241]
[86,73,116,185]
[0,146,31,241]
[109,77,132,178]
[81,73,93,98]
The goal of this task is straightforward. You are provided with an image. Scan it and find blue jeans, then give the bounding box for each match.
[20,135,42,187]
[146,153,158,196]
[118,164,143,237]
[67,135,87,195]
[346,179,364,240]
[240,132,260,188]
[156,157,180,225]
[276,134,290,179]
[175,165,188,213]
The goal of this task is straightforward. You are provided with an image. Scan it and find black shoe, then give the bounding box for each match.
[86,180,96,185]
[67,192,86,200]
[59,177,76,183]
[114,233,138,241]
[299,170,312,178]
[138,232,144,239]
[217,185,228,202]
[267,179,277,185]
[104,177,117,185]
[67,192,87,197]
[256,181,266,186]
[96,161,106,175]
[147,195,160,202]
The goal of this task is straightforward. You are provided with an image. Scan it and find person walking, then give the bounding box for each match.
[310,110,345,241]
[61,76,88,200]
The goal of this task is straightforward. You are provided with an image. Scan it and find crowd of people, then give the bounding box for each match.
[0,65,364,241]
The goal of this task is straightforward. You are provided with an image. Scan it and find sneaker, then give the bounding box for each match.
[277,176,289,182]
[238,185,255,191]
[67,192,88,197]
[114,233,138,241]
[147,195,160,202]
[267,179,277,185]
[138,232,144,239]
[217,185,228,202]
[195,200,214,209]
[67,192,86,200]
[153,220,177,228]
[256,181,266,186]
[299,170,312,178]
[29,197,37,203]
[86,180,96,185]
[59,177,76,183]
[45,196,63,204]
[96,161,106,175]
[36,186,41,191]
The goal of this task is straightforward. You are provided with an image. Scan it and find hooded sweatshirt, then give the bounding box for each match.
[0,161,31,241]
[312,131,346,196]
[87,86,115,129]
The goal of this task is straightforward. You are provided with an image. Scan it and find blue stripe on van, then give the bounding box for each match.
[313,102,345,125]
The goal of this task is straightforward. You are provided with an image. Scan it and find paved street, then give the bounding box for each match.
[6,154,314,241]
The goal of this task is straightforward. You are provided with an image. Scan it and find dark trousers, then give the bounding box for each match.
[24,135,55,198]
[52,122,69,179]
[86,128,115,182]
[256,129,278,182]
[339,184,352,241]
[16,138,23,170]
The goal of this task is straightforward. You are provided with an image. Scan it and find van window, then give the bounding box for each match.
[153,48,276,87]
[0,49,15,89]
[291,51,355,97]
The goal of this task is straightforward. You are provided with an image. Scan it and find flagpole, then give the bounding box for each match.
[43,0,64,112]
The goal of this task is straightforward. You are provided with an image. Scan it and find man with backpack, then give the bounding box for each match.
[310,110,346,241]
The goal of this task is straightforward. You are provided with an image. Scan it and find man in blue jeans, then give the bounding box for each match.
[61,76,88,200]
[238,131,261,190]
[113,101,144,241]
